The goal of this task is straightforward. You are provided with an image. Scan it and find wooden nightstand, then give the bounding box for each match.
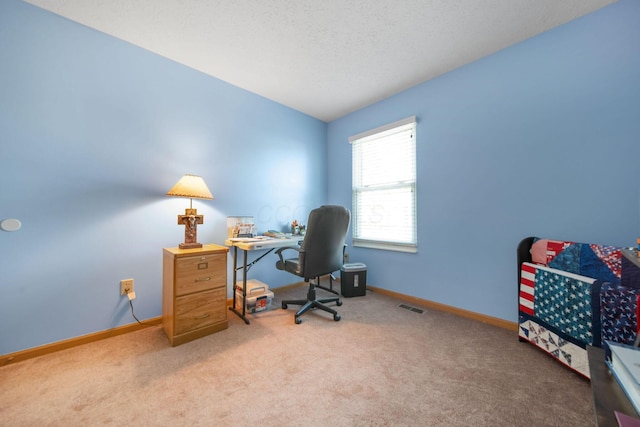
[162,244,229,346]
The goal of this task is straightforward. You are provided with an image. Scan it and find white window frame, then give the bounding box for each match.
[349,116,417,253]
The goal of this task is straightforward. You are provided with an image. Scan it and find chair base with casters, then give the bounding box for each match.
[281,277,342,324]
[275,205,351,324]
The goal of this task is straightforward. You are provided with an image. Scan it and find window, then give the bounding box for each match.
[350,116,417,253]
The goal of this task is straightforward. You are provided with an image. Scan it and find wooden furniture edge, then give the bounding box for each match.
[0,316,162,367]
[169,321,228,347]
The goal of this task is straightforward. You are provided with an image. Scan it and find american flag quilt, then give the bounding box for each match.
[519,262,597,377]
[520,239,640,378]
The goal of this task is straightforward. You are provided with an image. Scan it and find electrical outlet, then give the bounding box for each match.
[120,279,134,295]
[344,252,350,263]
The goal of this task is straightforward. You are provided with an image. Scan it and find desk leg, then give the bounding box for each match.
[231,246,237,311]
[229,247,250,325]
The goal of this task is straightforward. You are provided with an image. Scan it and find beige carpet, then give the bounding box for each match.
[0,284,593,426]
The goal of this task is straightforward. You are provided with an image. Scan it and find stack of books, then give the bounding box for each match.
[607,341,640,419]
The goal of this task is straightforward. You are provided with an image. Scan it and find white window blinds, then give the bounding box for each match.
[350,116,417,253]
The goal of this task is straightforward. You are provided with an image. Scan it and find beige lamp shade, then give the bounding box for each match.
[166,174,213,200]
[167,174,213,249]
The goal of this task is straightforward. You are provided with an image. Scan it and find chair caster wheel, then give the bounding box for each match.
[282,302,288,309]
[334,314,341,321]
[295,317,302,324]
[336,300,343,306]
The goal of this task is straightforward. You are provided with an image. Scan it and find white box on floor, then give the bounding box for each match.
[235,279,273,313]
[234,279,269,294]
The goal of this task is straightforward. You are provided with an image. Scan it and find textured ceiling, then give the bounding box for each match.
[24,0,616,122]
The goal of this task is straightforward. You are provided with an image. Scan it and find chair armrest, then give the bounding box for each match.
[275,246,301,264]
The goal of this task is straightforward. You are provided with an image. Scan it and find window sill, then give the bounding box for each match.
[353,240,417,253]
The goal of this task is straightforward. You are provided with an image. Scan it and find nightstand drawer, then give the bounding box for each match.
[175,253,226,295]
[175,288,227,335]
[163,244,229,346]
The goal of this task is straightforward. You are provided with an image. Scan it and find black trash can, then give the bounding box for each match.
[341,263,367,297]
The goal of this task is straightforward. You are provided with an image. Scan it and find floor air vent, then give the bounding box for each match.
[398,303,425,314]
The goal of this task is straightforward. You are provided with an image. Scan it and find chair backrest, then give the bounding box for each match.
[298,205,351,279]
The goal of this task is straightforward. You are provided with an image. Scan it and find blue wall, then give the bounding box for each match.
[2,0,639,356]
[0,0,327,354]
[328,0,640,322]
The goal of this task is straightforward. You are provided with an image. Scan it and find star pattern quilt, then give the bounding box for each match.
[519,262,597,377]
[518,238,640,378]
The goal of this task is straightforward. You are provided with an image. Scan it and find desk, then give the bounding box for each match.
[225,236,303,324]
[587,345,638,426]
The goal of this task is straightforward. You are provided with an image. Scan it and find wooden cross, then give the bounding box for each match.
[178,208,203,249]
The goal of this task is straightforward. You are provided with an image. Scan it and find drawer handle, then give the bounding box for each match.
[194,314,210,319]
[195,277,211,282]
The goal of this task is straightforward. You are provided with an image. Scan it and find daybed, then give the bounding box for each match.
[517,237,640,378]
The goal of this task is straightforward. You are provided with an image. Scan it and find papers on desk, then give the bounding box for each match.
[227,236,274,243]
[264,230,286,238]
[227,216,256,238]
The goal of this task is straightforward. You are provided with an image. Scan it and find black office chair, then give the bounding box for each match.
[275,205,351,324]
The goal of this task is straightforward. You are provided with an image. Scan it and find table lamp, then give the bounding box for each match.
[166,174,213,249]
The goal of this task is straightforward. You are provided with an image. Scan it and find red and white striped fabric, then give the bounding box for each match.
[519,262,536,316]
